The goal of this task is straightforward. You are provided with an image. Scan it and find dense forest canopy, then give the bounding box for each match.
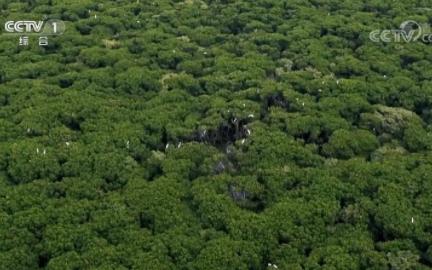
[1,0,432,269]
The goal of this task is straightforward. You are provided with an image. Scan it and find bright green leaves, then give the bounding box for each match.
[115,67,162,94]
[323,129,379,159]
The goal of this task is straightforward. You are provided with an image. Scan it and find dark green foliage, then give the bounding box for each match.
[115,67,161,94]
[1,0,432,269]
[323,129,379,159]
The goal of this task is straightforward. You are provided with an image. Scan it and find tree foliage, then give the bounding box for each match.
[0,0,432,269]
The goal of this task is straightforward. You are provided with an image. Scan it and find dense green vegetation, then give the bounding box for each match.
[1,0,432,269]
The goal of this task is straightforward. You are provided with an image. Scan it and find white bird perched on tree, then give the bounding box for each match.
[248,114,254,118]
[43,149,46,155]
[267,263,278,269]
[36,148,39,154]
[65,142,70,147]
[165,143,169,150]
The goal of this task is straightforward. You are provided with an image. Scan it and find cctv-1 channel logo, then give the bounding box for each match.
[3,19,65,35]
